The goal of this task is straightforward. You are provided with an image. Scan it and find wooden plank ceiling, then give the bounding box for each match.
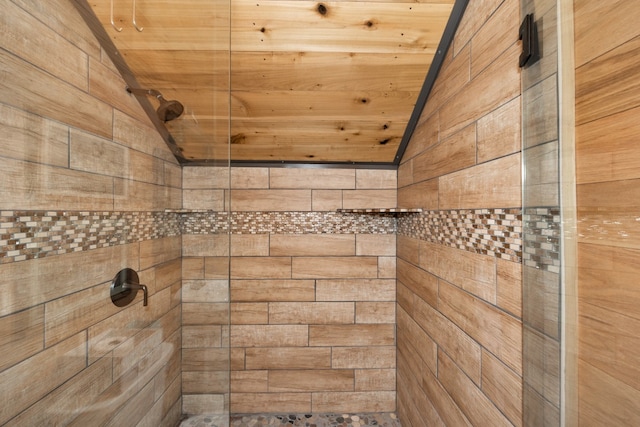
[89,0,455,164]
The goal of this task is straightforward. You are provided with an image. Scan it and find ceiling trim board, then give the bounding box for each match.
[228,161,397,170]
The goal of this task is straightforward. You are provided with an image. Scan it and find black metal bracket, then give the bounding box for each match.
[519,13,540,68]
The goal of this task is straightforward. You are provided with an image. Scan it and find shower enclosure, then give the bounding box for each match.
[7,0,640,425]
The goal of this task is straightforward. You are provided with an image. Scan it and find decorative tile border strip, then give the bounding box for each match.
[397,208,523,263]
[1,208,530,265]
[0,210,396,264]
[522,207,561,272]
[182,211,397,235]
[0,210,180,265]
[337,208,422,213]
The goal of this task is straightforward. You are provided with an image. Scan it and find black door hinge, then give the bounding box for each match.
[519,13,540,68]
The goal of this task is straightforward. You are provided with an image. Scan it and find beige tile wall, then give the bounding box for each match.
[182,166,398,414]
[396,1,523,426]
[0,1,182,425]
[574,0,640,424]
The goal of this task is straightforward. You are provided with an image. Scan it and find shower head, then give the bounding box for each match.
[126,87,184,122]
[155,96,184,122]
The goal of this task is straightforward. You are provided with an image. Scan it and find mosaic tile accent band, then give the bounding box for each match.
[0,210,396,264]
[397,208,523,263]
[0,210,180,265]
[522,207,561,272]
[1,208,526,265]
[182,211,396,235]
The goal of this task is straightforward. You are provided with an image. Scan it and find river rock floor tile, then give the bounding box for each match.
[181,413,402,427]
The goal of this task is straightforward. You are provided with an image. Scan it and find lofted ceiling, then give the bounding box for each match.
[80,0,461,165]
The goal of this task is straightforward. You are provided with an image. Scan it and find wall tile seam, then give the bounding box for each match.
[397,208,523,263]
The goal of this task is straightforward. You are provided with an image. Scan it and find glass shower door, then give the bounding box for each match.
[0,0,186,425]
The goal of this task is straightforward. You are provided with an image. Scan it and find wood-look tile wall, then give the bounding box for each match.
[575,0,640,424]
[182,166,398,414]
[0,1,182,425]
[396,1,523,426]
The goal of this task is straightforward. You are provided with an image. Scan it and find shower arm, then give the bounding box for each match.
[126,86,184,122]
[126,87,164,101]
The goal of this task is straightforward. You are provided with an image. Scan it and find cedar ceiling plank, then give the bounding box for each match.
[168,118,406,145]
[122,50,230,89]
[230,90,418,117]
[231,0,453,53]
[231,51,434,92]
[90,0,225,30]
[231,118,404,134]
[229,144,398,163]
[177,139,398,163]
[227,130,404,146]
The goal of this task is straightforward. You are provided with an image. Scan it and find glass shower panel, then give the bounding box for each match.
[0,0,185,425]
[173,0,232,424]
[520,0,571,425]
[521,1,559,426]
[0,0,230,425]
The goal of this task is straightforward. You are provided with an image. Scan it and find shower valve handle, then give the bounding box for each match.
[121,282,148,306]
[110,268,149,307]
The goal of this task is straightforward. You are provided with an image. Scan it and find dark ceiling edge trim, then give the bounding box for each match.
[71,0,188,164]
[181,160,397,170]
[393,0,470,166]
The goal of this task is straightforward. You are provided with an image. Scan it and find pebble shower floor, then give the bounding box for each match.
[180,413,402,427]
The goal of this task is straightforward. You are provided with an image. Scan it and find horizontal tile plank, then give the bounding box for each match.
[292,257,378,279]
[270,168,355,189]
[309,324,395,346]
[230,279,315,302]
[231,189,311,211]
[316,279,396,301]
[269,302,355,325]
[270,234,355,256]
[230,392,311,414]
[231,325,308,347]
[230,257,292,279]
[332,346,396,369]
[311,391,396,413]
[245,347,331,370]
[269,369,355,392]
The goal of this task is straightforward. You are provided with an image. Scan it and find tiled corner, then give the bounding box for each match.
[1,208,524,265]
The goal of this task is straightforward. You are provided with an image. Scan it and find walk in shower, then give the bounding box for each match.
[5,0,640,425]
